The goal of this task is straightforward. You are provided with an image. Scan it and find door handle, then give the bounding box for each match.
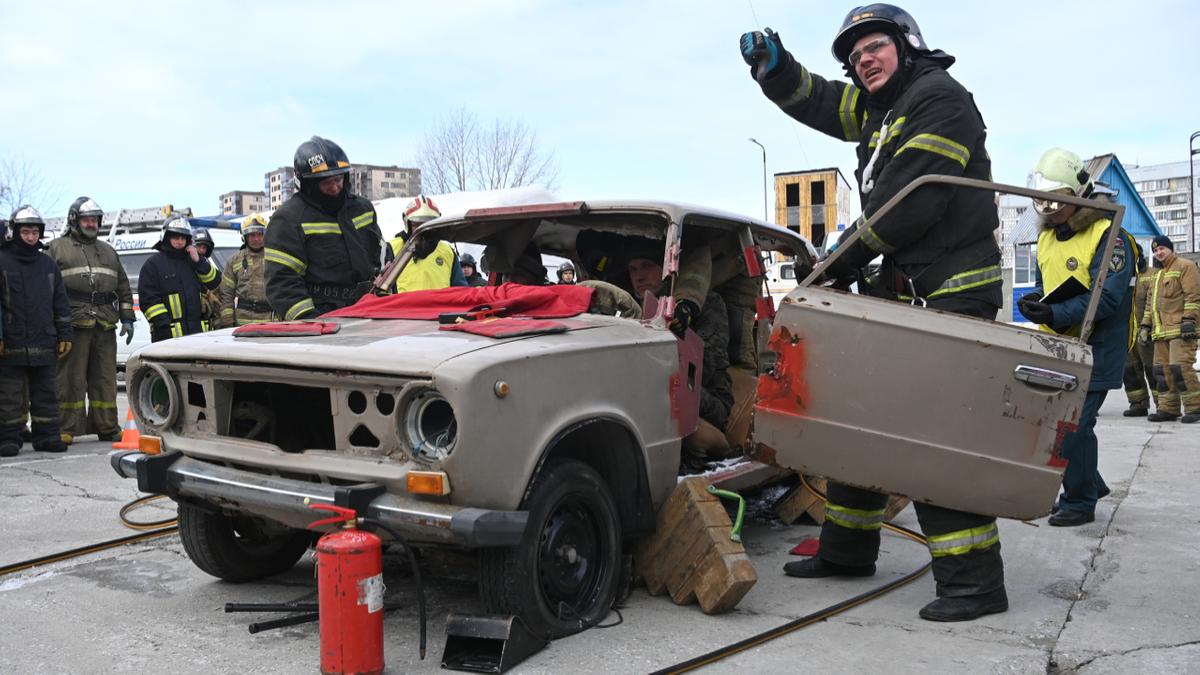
[1013,365,1078,391]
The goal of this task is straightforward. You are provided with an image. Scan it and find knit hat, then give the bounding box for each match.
[1151,235,1174,252]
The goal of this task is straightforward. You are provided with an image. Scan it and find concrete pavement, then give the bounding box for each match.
[0,395,1197,673]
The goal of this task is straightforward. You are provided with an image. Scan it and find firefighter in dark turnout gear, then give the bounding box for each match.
[742,4,1007,622]
[47,197,135,442]
[0,206,73,456]
[459,253,486,287]
[265,136,383,318]
[139,215,221,342]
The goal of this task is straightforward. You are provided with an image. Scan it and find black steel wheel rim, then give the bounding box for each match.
[536,495,608,613]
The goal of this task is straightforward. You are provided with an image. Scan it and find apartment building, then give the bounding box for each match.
[219,190,268,216]
[1126,160,1197,252]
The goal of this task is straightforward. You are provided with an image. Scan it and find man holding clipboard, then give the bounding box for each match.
[1018,148,1137,526]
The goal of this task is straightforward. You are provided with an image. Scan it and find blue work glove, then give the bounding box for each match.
[740,30,784,80]
[1019,299,1054,326]
[119,320,135,345]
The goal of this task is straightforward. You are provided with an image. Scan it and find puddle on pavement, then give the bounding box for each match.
[69,558,183,598]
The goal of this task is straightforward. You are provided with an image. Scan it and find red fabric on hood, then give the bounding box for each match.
[439,318,570,338]
[325,283,595,320]
[233,321,341,337]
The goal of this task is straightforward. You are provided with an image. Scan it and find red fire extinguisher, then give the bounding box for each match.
[308,504,385,675]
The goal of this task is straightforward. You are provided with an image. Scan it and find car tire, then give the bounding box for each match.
[478,460,622,639]
[177,503,311,583]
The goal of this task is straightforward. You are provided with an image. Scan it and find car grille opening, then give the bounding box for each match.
[230,381,335,452]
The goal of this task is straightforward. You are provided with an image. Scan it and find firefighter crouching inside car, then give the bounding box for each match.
[46,197,135,443]
[742,4,1008,621]
[388,195,466,293]
[265,136,383,319]
[139,215,222,342]
[1019,148,1134,527]
[625,237,734,472]
[219,214,275,326]
[0,206,73,457]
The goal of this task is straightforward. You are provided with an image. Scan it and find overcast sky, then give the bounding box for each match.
[2,0,1197,221]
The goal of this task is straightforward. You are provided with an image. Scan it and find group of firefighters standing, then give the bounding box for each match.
[0,133,577,459]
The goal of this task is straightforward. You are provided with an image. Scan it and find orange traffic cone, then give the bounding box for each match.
[113,409,141,450]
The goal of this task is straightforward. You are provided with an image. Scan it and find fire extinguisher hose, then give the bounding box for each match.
[359,517,428,660]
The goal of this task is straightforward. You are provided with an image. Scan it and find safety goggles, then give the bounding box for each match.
[1032,198,1068,216]
[849,35,892,67]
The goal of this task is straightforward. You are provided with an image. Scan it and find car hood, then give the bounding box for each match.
[131,316,617,377]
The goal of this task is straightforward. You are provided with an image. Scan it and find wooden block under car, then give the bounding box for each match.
[634,477,757,614]
[774,476,912,525]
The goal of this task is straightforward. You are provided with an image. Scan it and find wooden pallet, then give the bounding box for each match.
[775,476,911,525]
[634,477,756,614]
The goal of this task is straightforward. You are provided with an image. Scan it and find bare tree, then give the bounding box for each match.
[415,108,559,194]
[414,108,478,194]
[0,154,60,217]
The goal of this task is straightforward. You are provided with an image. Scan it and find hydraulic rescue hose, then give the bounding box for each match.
[0,494,178,578]
[360,517,428,660]
[119,494,179,530]
[650,476,931,675]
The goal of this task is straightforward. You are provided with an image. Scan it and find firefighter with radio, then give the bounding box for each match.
[742,4,1008,621]
[265,136,383,318]
[1019,148,1134,527]
[139,215,222,342]
[46,197,134,442]
[219,214,275,326]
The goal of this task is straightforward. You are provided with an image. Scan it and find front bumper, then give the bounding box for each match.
[110,451,527,547]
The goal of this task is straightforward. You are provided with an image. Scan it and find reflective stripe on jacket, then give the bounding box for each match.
[1144,254,1200,339]
[45,232,134,328]
[138,248,221,342]
[758,55,1000,302]
[264,193,382,318]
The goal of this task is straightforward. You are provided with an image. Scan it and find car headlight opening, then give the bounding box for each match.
[133,364,179,430]
[405,390,458,461]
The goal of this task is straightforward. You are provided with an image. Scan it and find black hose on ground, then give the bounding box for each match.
[119,493,178,530]
[0,528,178,578]
[359,517,428,660]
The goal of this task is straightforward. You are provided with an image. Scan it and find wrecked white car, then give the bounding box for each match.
[111,200,812,637]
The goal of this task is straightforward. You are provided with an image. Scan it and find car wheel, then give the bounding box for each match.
[479,460,622,638]
[177,503,311,582]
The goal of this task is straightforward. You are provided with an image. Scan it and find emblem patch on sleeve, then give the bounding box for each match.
[1109,235,1127,273]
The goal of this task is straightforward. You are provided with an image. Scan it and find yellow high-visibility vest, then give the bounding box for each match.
[394,240,456,293]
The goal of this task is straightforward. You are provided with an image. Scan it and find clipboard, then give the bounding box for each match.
[1041,276,1088,305]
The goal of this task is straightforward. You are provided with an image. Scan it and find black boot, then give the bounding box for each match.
[1122,407,1148,417]
[0,442,19,458]
[918,587,1008,622]
[1148,411,1180,422]
[33,439,68,453]
[1181,413,1200,424]
[783,557,875,578]
[1048,510,1095,527]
